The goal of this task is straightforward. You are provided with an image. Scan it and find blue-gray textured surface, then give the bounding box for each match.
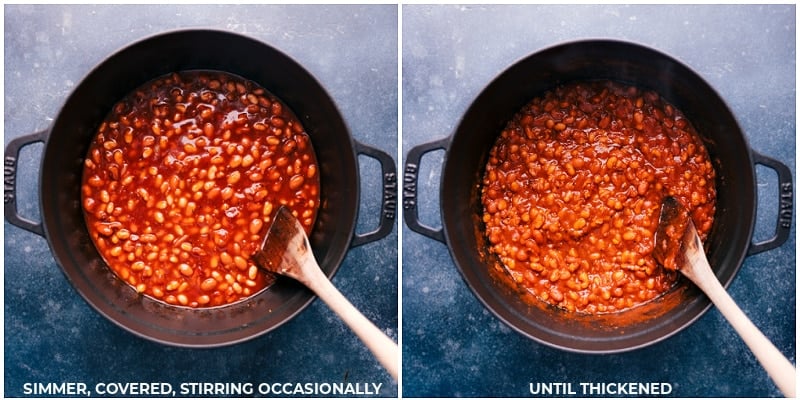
[402,4,795,398]
[4,4,398,397]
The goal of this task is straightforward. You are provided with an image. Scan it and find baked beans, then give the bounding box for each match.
[81,71,320,308]
[481,81,716,314]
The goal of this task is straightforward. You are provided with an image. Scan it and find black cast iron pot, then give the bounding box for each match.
[404,40,793,354]
[5,29,396,348]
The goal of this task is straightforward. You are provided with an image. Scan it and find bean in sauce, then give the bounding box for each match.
[81,70,320,308]
[481,81,716,314]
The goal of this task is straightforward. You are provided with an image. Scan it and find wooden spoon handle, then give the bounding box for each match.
[301,258,399,381]
[684,253,796,397]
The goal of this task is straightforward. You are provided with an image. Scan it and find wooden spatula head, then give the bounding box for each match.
[653,195,696,271]
[252,206,311,280]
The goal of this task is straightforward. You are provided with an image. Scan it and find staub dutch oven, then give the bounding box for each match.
[404,40,793,353]
[5,29,396,347]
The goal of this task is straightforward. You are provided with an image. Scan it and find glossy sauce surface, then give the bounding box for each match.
[82,71,320,307]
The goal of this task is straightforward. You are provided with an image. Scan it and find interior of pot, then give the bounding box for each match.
[441,40,756,353]
[38,30,359,347]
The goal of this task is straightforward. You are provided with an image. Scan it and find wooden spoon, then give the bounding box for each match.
[252,206,399,381]
[653,196,796,397]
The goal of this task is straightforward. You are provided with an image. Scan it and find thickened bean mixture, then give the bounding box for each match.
[481,81,716,314]
[82,71,320,308]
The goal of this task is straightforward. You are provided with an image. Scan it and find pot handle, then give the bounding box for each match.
[4,130,47,237]
[350,140,397,247]
[402,137,449,243]
[748,151,793,255]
